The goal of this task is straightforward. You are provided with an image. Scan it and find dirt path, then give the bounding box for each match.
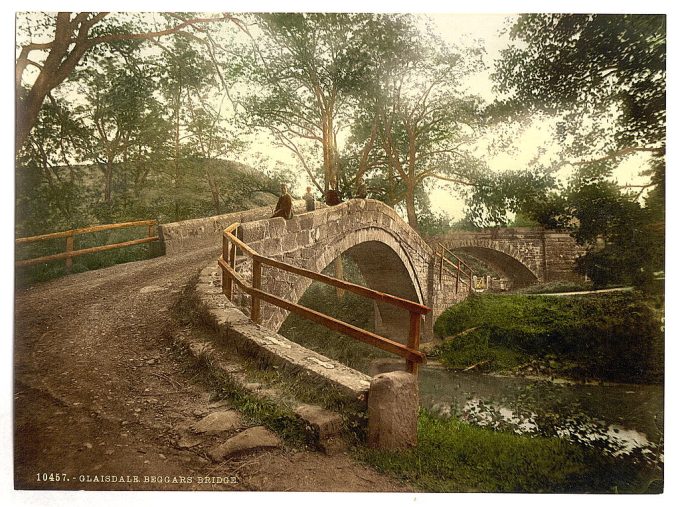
[13,247,409,492]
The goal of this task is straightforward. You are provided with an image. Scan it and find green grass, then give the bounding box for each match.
[515,280,594,294]
[433,292,664,383]
[356,410,661,493]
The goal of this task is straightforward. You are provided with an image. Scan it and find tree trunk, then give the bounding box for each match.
[405,182,418,232]
[205,169,221,214]
[104,162,114,205]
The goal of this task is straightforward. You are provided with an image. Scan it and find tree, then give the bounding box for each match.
[241,13,393,195]
[493,14,665,159]
[16,94,89,229]
[356,29,486,230]
[15,12,243,153]
[76,57,169,206]
[489,14,666,286]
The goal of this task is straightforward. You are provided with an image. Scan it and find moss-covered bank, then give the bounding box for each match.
[433,292,664,384]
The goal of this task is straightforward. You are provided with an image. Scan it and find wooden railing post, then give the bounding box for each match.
[455,257,460,293]
[438,244,443,285]
[65,233,74,273]
[469,268,473,293]
[222,235,232,299]
[406,312,421,376]
[147,222,154,257]
[251,258,262,324]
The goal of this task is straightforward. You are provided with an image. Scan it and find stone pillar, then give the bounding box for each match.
[367,371,419,449]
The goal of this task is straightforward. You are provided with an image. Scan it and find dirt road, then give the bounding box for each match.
[13,247,408,492]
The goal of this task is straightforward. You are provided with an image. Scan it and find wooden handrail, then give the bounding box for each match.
[15,220,157,244]
[218,258,424,364]
[219,223,429,375]
[440,259,471,287]
[435,242,475,294]
[438,242,474,274]
[15,220,158,272]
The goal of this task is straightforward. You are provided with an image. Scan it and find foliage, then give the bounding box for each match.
[478,14,666,287]
[514,281,593,294]
[357,410,656,493]
[347,21,486,230]
[493,14,665,153]
[240,13,392,194]
[434,293,664,384]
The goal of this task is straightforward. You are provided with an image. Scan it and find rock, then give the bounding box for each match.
[294,404,343,441]
[176,434,202,449]
[367,371,419,450]
[208,426,282,462]
[190,410,242,435]
[207,400,230,409]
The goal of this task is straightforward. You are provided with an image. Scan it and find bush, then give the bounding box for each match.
[434,293,664,383]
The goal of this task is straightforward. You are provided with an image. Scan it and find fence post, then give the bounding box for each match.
[251,258,262,324]
[147,222,155,257]
[455,258,460,293]
[222,234,232,299]
[65,233,74,273]
[406,312,421,377]
[438,244,443,285]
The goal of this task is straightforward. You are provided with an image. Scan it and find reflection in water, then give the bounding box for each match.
[418,366,664,466]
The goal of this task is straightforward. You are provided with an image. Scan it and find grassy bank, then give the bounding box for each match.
[357,410,661,493]
[433,292,664,384]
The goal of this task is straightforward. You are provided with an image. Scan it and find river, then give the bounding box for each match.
[418,365,664,466]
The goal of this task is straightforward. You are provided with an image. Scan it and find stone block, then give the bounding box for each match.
[285,219,301,234]
[367,371,418,449]
[280,233,298,253]
[190,410,242,435]
[269,218,286,238]
[241,222,267,243]
[208,426,282,461]
[294,404,343,441]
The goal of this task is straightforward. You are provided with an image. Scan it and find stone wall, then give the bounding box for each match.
[159,200,313,256]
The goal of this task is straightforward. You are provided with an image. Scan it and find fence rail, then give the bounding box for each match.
[15,220,159,272]
[219,223,429,375]
[436,242,475,294]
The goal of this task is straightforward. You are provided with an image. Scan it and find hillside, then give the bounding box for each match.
[15,158,282,237]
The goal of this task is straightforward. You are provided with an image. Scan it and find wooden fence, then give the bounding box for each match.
[218,223,429,375]
[15,220,159,272]
[436,243,475,294]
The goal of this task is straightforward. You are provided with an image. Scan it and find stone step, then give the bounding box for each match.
[174,327,350,455]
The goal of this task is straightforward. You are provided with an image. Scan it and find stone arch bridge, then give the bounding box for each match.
[436,228,585,289]
[160,199,583,344]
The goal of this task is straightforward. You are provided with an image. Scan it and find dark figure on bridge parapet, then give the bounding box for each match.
[325,189,342,206]
[303,186,316,212]
[272,184,293,219]
[355,181,367,199]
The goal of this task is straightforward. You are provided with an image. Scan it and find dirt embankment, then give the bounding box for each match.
[13,246,408,492]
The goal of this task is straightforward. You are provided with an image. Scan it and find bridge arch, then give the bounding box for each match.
[237,200,436,343]
[454,245,540,288]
